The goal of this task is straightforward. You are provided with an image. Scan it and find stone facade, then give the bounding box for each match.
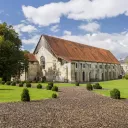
[21,35,121,82]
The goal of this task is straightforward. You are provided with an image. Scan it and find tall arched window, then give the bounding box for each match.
[40,56,45,69]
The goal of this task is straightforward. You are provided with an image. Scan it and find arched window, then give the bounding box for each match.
[40,56,45,69]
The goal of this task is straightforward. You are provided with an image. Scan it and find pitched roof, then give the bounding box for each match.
[41,35,119,64]
[25,53,38,62]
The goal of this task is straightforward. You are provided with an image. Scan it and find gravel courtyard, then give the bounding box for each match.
[0,87,128,128]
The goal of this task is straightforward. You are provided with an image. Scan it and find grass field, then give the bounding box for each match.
[0,84,55,102]
[94,79,128,99]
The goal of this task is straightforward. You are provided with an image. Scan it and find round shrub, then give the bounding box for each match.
[93,83,102,89]
[6,81,11,85]
[1,81,5,85]
[48,82,54,87]
[86,83,93,91]
[75,82,79,86]
[21,88,30,102]
[46,85,52,90]
[110,88,120,99]
[19,83,24,87]
[11,82,16,86]
[37,84,42,89]
[52,93,57,98]
[52,86,58,92]
[42,76,46,83]
[125,74,128,80]
[26,83,31,88]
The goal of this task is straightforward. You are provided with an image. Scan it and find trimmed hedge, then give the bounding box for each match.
[26,83,31,88]
[19,83,24,87]
[1,81,5,85]
[6,81,11,85]
[11,82,16,86]
[125,74,128,80]
[37,84,42,89]
[48,82,54,87]
[52,93,57,98]
[21,88,30,102]
[52,86,58,92]
[86,83,93,91]
[75,82,79,86]
[110,88,120,99]
[46,85,52,90]
[93,83,102,89]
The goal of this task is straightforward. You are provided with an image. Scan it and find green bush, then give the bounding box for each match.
[11,82,16,86]
[1,81,5,85]
[52,86,58,92]
[110,88,120,99]
[37,84,42,89]
[48,82,54,87]
[46,85,52,90]
[125,74,128,80]
[0,78,2,83]
[26,83,31,88]
[75,82,79,86]
[52,93,57,98]
[42,76,46,83]
[19,83,24,87]
[6,81,11,85]
[16,80,21,84]
[21,88,30,102]
[93,83,102,89]
[86,83,93,91]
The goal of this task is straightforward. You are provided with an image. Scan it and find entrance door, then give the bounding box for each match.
[83,72,85,82]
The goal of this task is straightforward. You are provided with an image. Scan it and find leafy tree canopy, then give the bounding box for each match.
[0,22,29,81]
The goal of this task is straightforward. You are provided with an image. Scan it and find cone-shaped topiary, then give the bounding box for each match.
[52,93,57,98]
[6,81,11,85]
[110,88,120,99]
[1,81,5,85]
[11,82,16,86]
[21,88,30,101]
[75,82,79,86]
[26,83,31,88]
[93,83,102,89]
[46,85,52,90]
[48,82,54,87]
[19,83,24,87]
[86,83,93,91]
[52,86,58,92]
[37,84,42,89]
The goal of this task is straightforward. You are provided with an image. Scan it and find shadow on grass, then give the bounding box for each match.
[0,89,14,90]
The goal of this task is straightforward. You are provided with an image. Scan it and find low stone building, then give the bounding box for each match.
[21,35,121,82]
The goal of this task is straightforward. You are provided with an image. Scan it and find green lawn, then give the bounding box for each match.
[0,84,55,102]
[94,79,128,99]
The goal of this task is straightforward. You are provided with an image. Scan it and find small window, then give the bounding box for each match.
[40,56,45,69]
[100,65,102,68]
[76,63,78,68]
[95,65,97,68]
[88,64,91,68]
[83,64,85,68]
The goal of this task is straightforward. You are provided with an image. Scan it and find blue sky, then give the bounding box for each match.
[1,0,128,59]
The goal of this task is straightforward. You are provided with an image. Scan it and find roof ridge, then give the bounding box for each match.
[42,34,109,51]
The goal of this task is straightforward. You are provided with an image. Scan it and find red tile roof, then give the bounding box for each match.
[43,35,119,64]
[25,53,38,62]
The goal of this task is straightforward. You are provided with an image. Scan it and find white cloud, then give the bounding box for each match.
[50,24,59,32]
[22,0,128,26]
[0,20,2,23]
[63,30,72,36]
[61,32,128,59]
[22,35,40,45]
[79,22,100,32]
[13,24,37,35]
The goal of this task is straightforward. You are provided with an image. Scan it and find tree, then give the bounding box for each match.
[0,22,29,81]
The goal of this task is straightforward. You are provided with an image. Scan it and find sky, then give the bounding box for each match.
[1,0,128,59]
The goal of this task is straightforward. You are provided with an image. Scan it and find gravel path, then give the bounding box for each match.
[0,87,128,128]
